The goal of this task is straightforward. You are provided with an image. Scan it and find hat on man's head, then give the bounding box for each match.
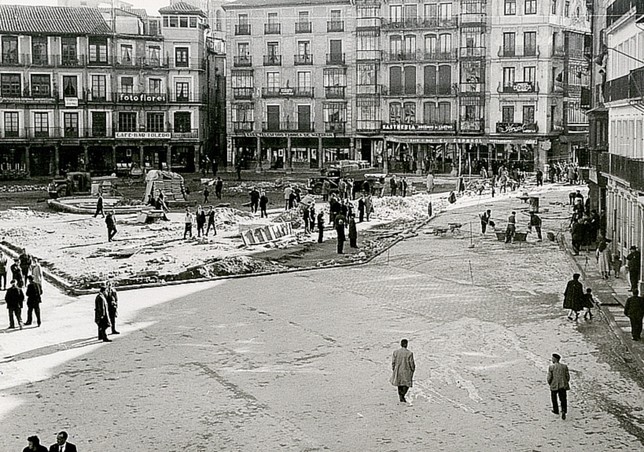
[631,245,638,250]
[552,353,561,360]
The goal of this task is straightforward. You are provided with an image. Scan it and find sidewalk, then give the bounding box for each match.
[562,231,644,370]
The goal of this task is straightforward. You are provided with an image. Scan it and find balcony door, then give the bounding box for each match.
[267,105,280,131]
[330,40,342,62]
[298,105,311,131]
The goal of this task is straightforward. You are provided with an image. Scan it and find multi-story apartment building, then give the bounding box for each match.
[588,0,644,293]
[0,3,213,177]
[223,0,591,173]
[224,0,358,170]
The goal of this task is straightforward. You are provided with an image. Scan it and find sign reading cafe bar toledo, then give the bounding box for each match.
[118,93,167,103]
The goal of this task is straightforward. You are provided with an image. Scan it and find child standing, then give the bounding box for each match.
[583,288,596,320]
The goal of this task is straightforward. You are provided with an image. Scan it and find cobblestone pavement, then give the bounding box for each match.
[1,184,644,451]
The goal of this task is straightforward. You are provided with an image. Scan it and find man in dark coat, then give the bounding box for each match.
[564,273,584,320]
[626,245,641,293]
[529,212,543,241]
[11,259,23,288]
[106,281,120,335]
[547,353,571,420]
[348,215,358,248]
[536,168,543,186]
[336,218,346,254]
[95,285,112,342]
[391,338,415,403]
[505,211,516,243]
[206,206,217,236]
[480,209,491,234]
[358,195,365,223]
[259,192,269,218]
[570,219,583,255]
[49,431,77,452]
[5,279,24,329]
[19,248,32,283]
[94,192,104,218]
[317,211,325,243]
[215,177,223,199]
[249,187,260,213]
[24,276,42,327]
[203,186,210,204]
[624,289,644,341]
[105,210,118,242]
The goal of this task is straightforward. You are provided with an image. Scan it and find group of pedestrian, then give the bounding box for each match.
[94,280,119,342]
[563,273,596,321]
[21,431,77,452]
[184,206,217,239]
[547,161,580,184]
[389,175,409,197]
[283,185,302,210]
[4,248,44,330]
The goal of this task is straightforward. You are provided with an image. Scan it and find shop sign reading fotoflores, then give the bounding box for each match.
[118,93,167,103]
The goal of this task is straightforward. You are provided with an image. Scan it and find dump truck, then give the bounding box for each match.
[48,172,119,199]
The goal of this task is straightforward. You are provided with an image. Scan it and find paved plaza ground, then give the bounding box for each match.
[1,184,644,451]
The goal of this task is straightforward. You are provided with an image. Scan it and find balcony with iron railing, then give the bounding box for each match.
[265,23,281,34]
[295,21,312,33]
[423,15,459,28]
[262,121,314,132]
[325,122,346,133]
[325,86,346,98]
[263,54,282,66]
[460,12,487,26]
[495,122,539,134]
[356,17,381,32]
[356,84,382,96]
[294,54,313,65]
[498,46,540,58]
[355,120,382,132]
[232,121,254,132]
[0,127,200,140]
[606,0,644,27]
[385,50,420,62]
[609,154,644,190]
[420,49,458,62]
[423,84,454,96]
[326,53,346,65]
[233,56,252,67]
[459,119,485,133]
[497,81,540,94]
[261,87,315,98]
[383,84,435,97]
[604,66,644,102]
[460,47,486,58]
[327,20,344,32]
[233,87,254,99]
[459,82,485,95]
[356,50,382,61]
[235,23,251,35]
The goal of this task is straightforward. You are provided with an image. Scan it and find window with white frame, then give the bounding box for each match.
[31,75,51,98]
[121,76,134,94]
[33,112,49,137]
[4,112,19,137]
[146,112,164,132]
[120,44,133,64]
[91,75,106,100]
[175,81,190,101]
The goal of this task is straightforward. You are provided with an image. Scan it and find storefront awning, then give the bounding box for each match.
[386,136,537,145]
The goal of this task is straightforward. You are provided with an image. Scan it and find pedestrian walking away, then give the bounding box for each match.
[626,245,641,293]
[203,186,210,204]
[95,285,112,342]
[547,353,571,420]
[49,431,77,452]
[5,279,24,329]
[215,177,223,199]
[317,211,325,243]
[505,211,516,243]
[24,276,42,327]
[563,273,584,321]
[105,210,118,242]
[528,212,543,241]
[624,289,644,341]
[480,209,491,234]
[94,192,105,217]
[184,208,194,239]
[205,206,217,236]
[391,338,415,403]
[0,251,7,290]
[106,280,120,335]
[259,191,269,218]
[250,187,260,214]
[348,215,358,248]
[23,434,48,452]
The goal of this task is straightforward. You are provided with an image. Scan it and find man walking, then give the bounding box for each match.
[94,192,104,218]
[95,285,112,342]
[529,212,543,241]
[30,258,43,295]
[5,279,24,329]
[336,218,346,254]
[203,185,210,204]
[215,177,223,199]
[19,248,32,283]
[390,175,397,196]
[317,211,325,243]
[24,276,42,327]
[505,211,516,243]
[0,251,7,290]
[105,210,118,242]
[259,191,269,218]
[391,338,415,403]
[564,273,585,321]
[106,281,120,335]
[426,171,435,193]
[184,208,194,239]
[547,353,571,420]
[250,187,260,214]
[626,245,641,293]
[205,206,217,236]
[624,289,644,341]
[480,209,491,234]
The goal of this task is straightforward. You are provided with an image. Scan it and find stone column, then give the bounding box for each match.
[383,138,388,174]
[286,136,292,172]
[257,136,264,170]
[139,145,145,169]
[24,145,30,175]
[111,146,117,171]
[54,144,60,176]
[318,138,323,169]
[166,145,172,171]
[82,144,89,171]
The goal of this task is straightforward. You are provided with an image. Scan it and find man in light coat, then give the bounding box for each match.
[547,353,571,420]
[391,338,415,403]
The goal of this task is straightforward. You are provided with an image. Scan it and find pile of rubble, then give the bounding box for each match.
[213,207,255,225]
[371,194,434,222]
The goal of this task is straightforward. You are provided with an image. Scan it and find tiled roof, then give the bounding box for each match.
[224,0,350,9]
[158,2,205,15]
[0,5,112,35]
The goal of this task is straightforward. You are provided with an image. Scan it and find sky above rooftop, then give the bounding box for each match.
[0,0,164,15]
